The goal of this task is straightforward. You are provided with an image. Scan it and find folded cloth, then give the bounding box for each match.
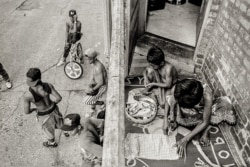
[125,133,179,160]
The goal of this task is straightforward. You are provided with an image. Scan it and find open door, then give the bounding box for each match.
[194,0,212,63]
[196,0,212,43]
[125,0,148,76]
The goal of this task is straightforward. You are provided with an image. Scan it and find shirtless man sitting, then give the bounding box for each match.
[143,46,178,108]
[24,68,63,147]
[84,48,107,113]
[57,9,83,66]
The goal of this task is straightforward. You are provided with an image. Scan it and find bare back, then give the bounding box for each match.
[158,61,178,86]
[24,83,62,113]
[92,60,107,86]
[27,85,53,111]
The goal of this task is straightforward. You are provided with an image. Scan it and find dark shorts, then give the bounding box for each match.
[67,32,82,44]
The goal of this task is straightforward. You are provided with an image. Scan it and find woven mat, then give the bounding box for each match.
[125,76,238,167]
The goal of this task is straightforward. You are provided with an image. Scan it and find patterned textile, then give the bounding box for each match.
[174,96,236,127]
[84,85,106,105]
[125,82,239,167]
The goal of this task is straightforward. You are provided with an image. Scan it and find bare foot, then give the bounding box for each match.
[199,131,210,147]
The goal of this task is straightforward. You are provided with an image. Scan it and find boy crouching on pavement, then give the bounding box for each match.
[61,113,104,167]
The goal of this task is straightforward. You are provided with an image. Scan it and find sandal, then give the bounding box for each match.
[43,141,58,147]
[95,101,104,105]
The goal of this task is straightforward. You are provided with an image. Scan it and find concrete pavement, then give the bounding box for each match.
[0,0,106,166]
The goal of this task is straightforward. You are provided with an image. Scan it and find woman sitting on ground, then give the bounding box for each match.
[162,78,236,158]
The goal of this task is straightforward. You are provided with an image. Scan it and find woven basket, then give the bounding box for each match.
[125,96,158,124]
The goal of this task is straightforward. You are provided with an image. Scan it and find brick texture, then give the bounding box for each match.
[230,127,243,150]
[194,0,250,165]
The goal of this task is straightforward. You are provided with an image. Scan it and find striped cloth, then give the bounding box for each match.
[84,85,106,105]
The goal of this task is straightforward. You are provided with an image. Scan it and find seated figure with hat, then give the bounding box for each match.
[62,113,104,167]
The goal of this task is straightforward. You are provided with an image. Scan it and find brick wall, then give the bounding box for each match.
[194,0,250,165]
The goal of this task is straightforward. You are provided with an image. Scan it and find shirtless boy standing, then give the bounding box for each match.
[24,68,63,147]
[57,9,83,66]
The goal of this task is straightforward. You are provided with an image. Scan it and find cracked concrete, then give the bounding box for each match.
[0,0,106,166]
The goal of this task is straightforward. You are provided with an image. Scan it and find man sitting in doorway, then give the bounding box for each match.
[143,46,178,108]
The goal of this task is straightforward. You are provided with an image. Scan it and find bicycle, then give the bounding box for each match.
[64,40,84,79]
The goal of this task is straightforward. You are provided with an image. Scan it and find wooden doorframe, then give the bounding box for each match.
[125,0,148,76]
[193,0,213,61]
[102,0,112,58]
[138,0,148,36]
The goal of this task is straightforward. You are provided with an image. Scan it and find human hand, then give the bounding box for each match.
[86,87,94,94]
[146,83,154,89]
[133,93,141,101]
[163,119,177,135]
[194,157,210,167]
[144,78,149,87]
[169,121,177,132]
[168,115,177,131]
[30,108,37,113]
[141,88,152,96]
[174,137,188,161]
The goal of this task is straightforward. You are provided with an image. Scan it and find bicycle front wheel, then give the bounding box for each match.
[64,61,83,80]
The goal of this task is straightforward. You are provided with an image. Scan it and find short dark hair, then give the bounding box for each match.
[147,47,165,65]
[174,79,204,108]
[26,68,41,81]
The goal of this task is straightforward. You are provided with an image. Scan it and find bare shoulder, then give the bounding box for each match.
[96,60,106,71]
[164,61,173,70]
[24,91,32,102]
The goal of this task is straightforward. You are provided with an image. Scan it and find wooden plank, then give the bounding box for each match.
[138,0,148,36]
[125,0,140,77]
[102,0,125,167]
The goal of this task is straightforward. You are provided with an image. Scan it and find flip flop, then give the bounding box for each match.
[43,141,58,147]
